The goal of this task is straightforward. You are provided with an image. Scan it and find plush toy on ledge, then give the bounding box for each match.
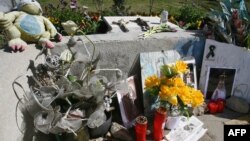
[0,0,62,52]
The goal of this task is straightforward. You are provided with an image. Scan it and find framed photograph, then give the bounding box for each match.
[199,39,250,103]
[204,67,237,99]
[182,57,198,89]
[116,75,143,128]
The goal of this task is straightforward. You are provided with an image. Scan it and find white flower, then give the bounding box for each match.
[61,20,78,35]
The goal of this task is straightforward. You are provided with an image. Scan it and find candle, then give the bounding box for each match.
[135,116,148,141]
[153,107,167,141]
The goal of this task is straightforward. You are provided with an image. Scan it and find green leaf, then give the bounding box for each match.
[220,1,231,20]
[147,88,160,97]
[68,75,77,82]
[161,65,177,78]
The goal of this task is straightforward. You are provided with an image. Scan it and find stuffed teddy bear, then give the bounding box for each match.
[0,0,62,52]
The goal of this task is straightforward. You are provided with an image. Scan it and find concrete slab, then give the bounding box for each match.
[198,108,245,141]
[103,16,182,33]
[0,46,44,141]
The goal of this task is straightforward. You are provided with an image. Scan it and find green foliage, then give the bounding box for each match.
[245,33,250,49]
[111,0,131,16]
[206,0,250,48]
[148,87,160,97]
[149,0,155,15]
[177,4,205,24]
[113,0,125,7]
[39,0,250,16]
[93,0,104,13]
[48,8,83,23]
[168,4,205,30]
[161,64,177,78]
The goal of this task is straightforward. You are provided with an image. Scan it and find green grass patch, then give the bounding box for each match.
[40,0,249,15]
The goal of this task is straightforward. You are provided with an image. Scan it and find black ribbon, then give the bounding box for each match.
[206,45,216,59]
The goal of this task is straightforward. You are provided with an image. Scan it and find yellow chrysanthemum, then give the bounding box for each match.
[178,86,192,105]
[159,86,179,105]
[175,61,188,73]
[173,77,185,87]
[169,87,180,95]
[145,75,160,89]
[159,85,172,97]
[144,60,204,110]
[191,90,204,107]
[160,76,171,85]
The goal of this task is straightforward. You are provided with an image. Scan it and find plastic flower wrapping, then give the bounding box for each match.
[144,61,204,116]
[13,35,124,139]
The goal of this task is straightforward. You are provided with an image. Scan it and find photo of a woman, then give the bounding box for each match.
[205,67,236,99]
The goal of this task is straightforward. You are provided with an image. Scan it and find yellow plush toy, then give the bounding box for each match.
[0,0,62,52]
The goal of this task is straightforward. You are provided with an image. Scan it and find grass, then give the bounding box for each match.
[39,0,250,16]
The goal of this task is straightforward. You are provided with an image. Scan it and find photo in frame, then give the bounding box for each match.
[199,39,250,103]
[182,57,198,89]
[204,67,237,100]
[128,50,200,117]
[129,50,182,117]
[116,75,143,128]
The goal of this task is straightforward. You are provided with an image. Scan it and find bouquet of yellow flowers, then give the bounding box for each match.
[144,61,204,115]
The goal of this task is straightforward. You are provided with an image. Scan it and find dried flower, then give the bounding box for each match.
[14,35,122,137]
[139,23,176,39]
[61,20,78,35]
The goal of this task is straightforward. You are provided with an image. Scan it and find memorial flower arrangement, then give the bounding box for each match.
[139,23,177,39]
[144,61,204,116]
[44,0,102,35]
[14,35,122,140]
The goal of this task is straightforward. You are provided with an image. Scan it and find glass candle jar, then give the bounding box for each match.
[135,116,148,141]
[153,107,167,141]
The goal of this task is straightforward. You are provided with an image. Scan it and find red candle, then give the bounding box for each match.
[135,116,148,141]
[153,107,167,141]
[208,100,218,114]
[216,98,225,113]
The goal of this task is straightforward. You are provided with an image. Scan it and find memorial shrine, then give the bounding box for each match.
[0,0,250,141]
